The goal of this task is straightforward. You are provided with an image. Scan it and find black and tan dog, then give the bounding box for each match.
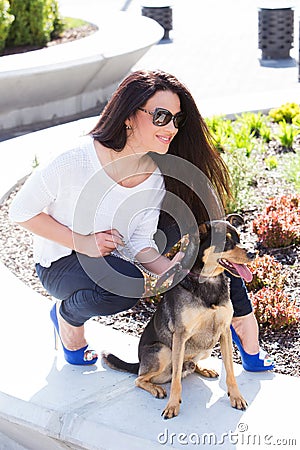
[102,215,255,419]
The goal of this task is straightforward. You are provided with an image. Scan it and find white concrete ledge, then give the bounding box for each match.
[0,12,164,135]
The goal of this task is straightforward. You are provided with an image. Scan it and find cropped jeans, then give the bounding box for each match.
[36,220,252,327]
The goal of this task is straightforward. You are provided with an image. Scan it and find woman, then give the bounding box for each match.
[9,70,274,371]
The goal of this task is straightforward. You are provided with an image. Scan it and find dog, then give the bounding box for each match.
[102,215,255,419]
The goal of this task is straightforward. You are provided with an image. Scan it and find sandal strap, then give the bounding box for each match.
[259,349,274,366]
[84,346,98,361]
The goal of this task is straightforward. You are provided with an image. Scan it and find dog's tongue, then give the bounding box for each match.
[231,262,253,283]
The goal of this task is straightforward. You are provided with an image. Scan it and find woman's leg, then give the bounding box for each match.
[226,272,259,353]
[227,272,274,370]
[36,252,144,354]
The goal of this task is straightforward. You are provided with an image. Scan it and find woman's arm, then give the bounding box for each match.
[17,213,124,258]
[135,247,184,275]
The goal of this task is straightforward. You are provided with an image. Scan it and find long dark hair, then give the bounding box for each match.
[90,70,231,226]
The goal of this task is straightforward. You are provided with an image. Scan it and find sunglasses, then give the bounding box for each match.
[138,107,186,129]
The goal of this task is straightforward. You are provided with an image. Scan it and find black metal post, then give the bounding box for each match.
[141,4,173,40]
[258,4,294,59]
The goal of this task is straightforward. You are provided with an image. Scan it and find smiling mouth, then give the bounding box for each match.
[157,135,172,144]
[218,259,253,282]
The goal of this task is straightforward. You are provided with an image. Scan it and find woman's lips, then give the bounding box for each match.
[157,134,172,144]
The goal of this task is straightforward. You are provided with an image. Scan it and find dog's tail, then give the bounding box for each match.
[102,351,139,374]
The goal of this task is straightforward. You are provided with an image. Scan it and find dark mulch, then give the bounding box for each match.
[2,24,98,56]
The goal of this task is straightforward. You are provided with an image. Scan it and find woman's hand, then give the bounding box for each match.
[74,229,124,258]
[167,251,185,271]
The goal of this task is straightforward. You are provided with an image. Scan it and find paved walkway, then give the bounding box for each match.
[60,0,300,118]
[0,1,300,449]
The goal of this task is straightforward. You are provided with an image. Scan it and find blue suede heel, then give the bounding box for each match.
[230,325,274,372]
[50,304,98,366]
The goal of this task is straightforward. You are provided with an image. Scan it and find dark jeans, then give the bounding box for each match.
[36,253,145,326]
[36,221,252,326]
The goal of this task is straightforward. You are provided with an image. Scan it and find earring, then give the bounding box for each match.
[125,124,132,130]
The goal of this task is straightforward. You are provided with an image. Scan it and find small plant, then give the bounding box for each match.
[229,127,255,157]
[292,113,300,128]
[281,150,300,192]
[246,254,286,292]
[259,123,272,143]
[206,115,232,153]
[222,148,260,212]
[276,120,299,150]
[269,103,300,124]
[264,155,278,170]
[32,155,39,169]
[250,287,300,330]
[236,112,266,139]
[0,0,14,52]
[252,194,300,248]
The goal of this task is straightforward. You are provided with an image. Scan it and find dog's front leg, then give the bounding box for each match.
[162,332,186,419]
[220,328,248,410]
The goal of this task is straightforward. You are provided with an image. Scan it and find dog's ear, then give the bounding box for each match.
[180,231,200,270]
[198,223,208,235]
[226,214,244,228]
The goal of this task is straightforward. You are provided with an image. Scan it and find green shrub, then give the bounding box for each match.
[269,102,300,123]
[7,0,63,47]
[0,0,14,52]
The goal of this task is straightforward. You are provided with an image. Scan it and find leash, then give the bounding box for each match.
[112,240,189,290]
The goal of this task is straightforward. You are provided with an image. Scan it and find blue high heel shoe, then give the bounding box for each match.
[50,304,98,366]
[230,325,274,372]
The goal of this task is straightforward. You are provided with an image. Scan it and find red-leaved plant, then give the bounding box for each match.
[250,288,300,330]
[246,254,286,292]
[252,194,300,248]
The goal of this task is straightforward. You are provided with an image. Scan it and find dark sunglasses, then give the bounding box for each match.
[138,107,186,129]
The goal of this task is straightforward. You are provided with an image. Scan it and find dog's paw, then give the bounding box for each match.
[196,366,219,378]
[151,385,167,399]
[162,401,181,419]
[182,360,196,378]
[228,390,248,410]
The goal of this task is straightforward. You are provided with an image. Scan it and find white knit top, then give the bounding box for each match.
[9,135,165,267]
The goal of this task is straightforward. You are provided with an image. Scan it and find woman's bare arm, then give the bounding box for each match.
[17,213,124,258]
[136,247,184,275]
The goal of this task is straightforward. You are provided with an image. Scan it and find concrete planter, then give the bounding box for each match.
[0,12,164,137]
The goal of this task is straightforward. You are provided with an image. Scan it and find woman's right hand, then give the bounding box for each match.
[74,229,124,258]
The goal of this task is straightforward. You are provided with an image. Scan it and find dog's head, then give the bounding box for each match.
[184,214,255,282]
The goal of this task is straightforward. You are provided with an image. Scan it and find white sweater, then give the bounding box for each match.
[9,136,165,267]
